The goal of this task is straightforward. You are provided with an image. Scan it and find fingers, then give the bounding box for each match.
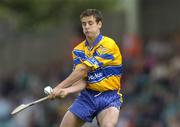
[48,93,56,100]
[58,90,66,98]
[48,88,67,100]
[47,88,58,100]
[49,90,59,100]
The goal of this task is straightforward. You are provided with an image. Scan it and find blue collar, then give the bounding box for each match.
[85,34,103,49]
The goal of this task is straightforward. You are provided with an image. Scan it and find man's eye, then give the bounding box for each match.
[89,22,93,25]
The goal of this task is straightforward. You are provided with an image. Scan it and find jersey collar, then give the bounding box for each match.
[85,34,103,50]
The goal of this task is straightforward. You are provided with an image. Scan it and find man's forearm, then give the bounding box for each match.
[65,79,87,94]
[56,65,88,89]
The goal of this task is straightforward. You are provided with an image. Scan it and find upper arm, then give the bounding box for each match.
[73,62,89,78]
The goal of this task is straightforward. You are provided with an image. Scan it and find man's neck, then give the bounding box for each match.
[87,32,100,47]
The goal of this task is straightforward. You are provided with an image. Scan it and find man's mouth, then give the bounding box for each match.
[85,31,91,34]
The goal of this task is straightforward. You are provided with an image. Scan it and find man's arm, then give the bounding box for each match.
[57,64,88,89]
[55,79,87,98]
[49,64,88,99]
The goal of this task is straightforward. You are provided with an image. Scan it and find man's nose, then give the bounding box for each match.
[85,24,90,29]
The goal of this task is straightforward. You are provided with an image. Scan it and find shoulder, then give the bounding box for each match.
[101,36,119,49]
[73,40,86,51]
[103,36,115,42]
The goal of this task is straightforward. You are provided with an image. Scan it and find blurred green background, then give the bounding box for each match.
[0,0,179,127]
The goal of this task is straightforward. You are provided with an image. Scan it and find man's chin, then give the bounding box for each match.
[85,34,94,39]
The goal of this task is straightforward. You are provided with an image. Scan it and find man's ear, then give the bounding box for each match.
[98,21,102,28]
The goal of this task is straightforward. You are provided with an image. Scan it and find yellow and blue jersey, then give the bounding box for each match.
[72,34,123,92]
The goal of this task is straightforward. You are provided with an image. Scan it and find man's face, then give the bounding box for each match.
[81,16,102,39]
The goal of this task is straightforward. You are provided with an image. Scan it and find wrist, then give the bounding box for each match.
[57,83,63,89]
[65,87,73,94]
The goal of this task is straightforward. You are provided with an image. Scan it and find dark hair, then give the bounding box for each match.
[80,9,103,23]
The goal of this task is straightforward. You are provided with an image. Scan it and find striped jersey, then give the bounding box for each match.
[72,34,123,92]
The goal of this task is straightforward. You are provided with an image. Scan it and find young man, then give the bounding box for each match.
[49,9,123,127]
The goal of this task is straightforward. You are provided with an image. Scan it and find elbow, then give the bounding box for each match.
[78,64,88,77]
[80,80,87,90]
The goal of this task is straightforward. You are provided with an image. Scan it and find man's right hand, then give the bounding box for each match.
[48,87,68,100]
